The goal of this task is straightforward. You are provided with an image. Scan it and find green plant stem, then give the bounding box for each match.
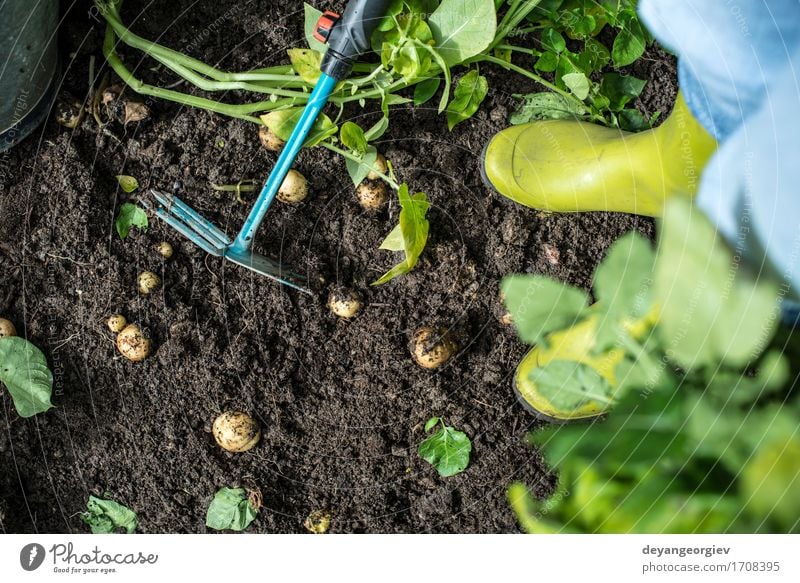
[491,0,544,50]
[619,334,666,387]
[322,143,399,190]
[102,25,291,123]
[103,6,305,85]
[473,53,580,105]
[495,43,538,55]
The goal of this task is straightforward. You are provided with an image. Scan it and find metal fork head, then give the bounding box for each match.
[144,189,310,293]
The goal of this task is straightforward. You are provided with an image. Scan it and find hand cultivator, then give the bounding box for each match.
[144,0,391,293]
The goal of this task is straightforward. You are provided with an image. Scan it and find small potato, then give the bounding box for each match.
[304,510,332,534]
[138,271,161,294]
[107,314,127,333]
[0,318,17,338]
[277,169,308,203]
[213,411,261,453]
[356,181,388,212]
[328,288,362,319]
[367,153,389,181]
[499,312,513,326]
[258,125,285,152]
[116,324,151,362]
[412,327,457,369]
[157,241,174,259]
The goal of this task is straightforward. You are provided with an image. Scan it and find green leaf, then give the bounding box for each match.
[510,92,587,124]
[541,28,566,53]
[364,116,389,141]
[578,38,610,73]
[260,107,337,148]
[0,337,53,418]
[379,224,405,252]
[115,175,139,193]
[535,385,685,475]
[655,199,780,370]
[429,0,497,66]
[501,275,589,345]
[424,416,441,432]
[562,72,591,100]
[414,77,442,106]
[618,108,649,131]
[534,51,559,73]
[115,203,149,240]
[600,73,646,112]
[592,233,656,349]
[81,495,137,534]
[418,419,472,477]
[372,186,430,285]
[529,360,616,411]
[303,3,327,52]
[345,145,378,187]
[205,487,258,532]
[446,70,488,130]
[287,48,322,84]
[612,24,646,67]
[340,121,368,155]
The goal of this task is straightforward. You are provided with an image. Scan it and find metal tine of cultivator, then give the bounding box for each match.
[150,190,231,249]
[225,248,309,293]
[145,190,310,293]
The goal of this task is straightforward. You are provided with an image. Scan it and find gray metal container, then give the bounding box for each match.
[0,0,59,152]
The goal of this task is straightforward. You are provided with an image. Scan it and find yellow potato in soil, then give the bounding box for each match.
[212,411,261,453]
[412,327,457,369]
[0,318,17,338]
[116,323,151,362]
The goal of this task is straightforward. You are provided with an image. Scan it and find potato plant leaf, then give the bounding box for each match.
[591,232,656,350]
[345,145,378,187]
[115,202,149,239]
[340,121,368,155]
[655,199,779,370]
[418,417,472,477]
[446,70,488,130]
[501,275,589,345]
[510,92,587,124]
[303,3,327,52]
[205,487,258,532]
[81,495,137,534]
[260,108,337,148]
[528,359,616,411]
[414,77,441,106]
[287,48,322,84]
[562,72,591,100]
[0,337,54,418]
[429,0,497,66]
[115,175,139,193]
[372,185,430,285]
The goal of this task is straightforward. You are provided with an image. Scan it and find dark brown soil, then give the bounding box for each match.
[0,0,673,533]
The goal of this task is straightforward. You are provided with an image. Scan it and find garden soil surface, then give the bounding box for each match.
[0,0,675,533]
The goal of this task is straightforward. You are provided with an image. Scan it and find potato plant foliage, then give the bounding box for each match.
[96,0,655,282]
[502,199,798,533]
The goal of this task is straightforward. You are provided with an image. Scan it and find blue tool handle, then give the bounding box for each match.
[231,73,338,253]
[321,0,393,80]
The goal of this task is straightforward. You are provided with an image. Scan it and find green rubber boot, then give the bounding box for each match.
[482,93,717,217]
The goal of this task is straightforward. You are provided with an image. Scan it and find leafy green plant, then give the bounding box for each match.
[503,199,797,533]
[205,487,259,532]
[0,337,54,418]
[81,495,138,534]
[373,185,431,285]
[418,417,472,477]
[115,202,149,239]
[95,0,654,282]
